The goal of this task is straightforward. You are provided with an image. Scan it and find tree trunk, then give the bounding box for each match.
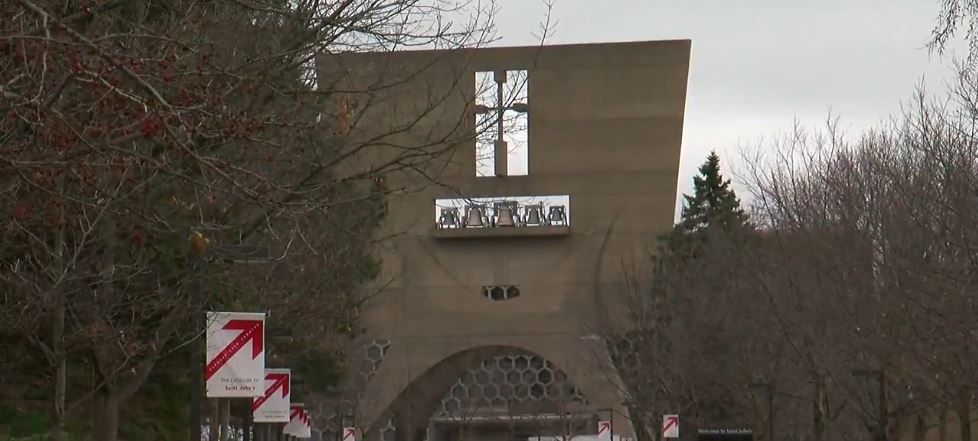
[959,391,972,441]
[92,391,121,441]
[938,405,947,441]
[51,297,66,441]
[913,413,925,441]
[813,374,827,441]
[52,178,67,441]
[92,204,120,441]
[221,398,232,441]
[89,351,158,441]
[211,399,222,441]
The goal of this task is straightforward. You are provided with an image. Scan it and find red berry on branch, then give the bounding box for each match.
[179,89,192,105]
[131,229,145,247]
[13,204,30,220]
[141,117,159,139]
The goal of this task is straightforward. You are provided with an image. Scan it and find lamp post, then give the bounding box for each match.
[852,369,886,441]
[748,383,774,441]
[189,238,273,441]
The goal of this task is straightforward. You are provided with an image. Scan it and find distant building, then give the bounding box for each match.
[316,40,691,441]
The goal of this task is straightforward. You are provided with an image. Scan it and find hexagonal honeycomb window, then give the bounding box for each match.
[482,285,520,301]
[435,354,588,418]
[381,415,396,441]
[606,331,641,373]
[363,339,390,380]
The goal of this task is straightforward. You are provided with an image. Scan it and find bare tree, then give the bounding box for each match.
[930,0,978,64]
[742,88,978,441]
[0,0,499,439]
[604,81,978,441]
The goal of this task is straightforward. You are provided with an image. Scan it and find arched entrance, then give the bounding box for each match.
[368,346,605,441]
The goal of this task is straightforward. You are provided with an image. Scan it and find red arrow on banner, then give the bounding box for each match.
[252,372,290,411]
[598,421,612,435]
[663,416,679,433]
[205,319,264,380]
[343,428,356,441]
[290,406,302,419]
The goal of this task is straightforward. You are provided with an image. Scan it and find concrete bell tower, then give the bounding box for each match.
[317,39,691,441]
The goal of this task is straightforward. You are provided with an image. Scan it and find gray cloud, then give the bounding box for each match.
[489,0,966,216]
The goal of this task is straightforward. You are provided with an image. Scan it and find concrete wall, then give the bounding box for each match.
[317,39,691,441]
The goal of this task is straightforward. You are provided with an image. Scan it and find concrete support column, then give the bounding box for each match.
[494,140,509,177]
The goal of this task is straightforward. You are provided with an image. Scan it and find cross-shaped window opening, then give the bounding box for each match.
[474,70,529,177]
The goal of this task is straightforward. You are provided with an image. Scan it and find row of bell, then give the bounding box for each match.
[438,204,567,228]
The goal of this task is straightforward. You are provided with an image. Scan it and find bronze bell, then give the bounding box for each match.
[495,205,516,227]
[464,205,485,228]
[438,207,459,228]
[524,204,543,226]
[548,205,567,225]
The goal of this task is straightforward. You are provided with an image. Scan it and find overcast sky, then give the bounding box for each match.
[486,0,966,217]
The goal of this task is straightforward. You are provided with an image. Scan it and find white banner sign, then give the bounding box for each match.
[342,427,358,441]
[205,311,265,397]
[297,411,312,439]
[598,420,613,441]
[253,369,291,423]
[663,415,680,438]
[284,403,305,435]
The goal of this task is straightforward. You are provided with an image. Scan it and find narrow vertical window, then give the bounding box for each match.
[474,70,529,177]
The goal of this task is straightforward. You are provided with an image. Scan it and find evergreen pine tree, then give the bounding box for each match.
[661,151,750,259]
[643,152,752,428]
[678,151,748,233]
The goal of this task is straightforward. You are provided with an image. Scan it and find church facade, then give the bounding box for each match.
[316,39,691,441]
